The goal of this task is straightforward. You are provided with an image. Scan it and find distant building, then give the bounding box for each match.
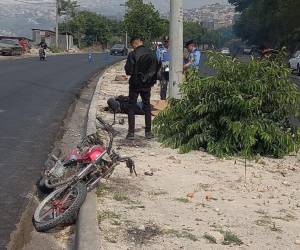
[184,3,236,31]
[32,29,74,51]
[214,20,228,30]
[32,29,54,45]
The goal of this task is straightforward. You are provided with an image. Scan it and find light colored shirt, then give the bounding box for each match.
[187,48,201,69]
[156,46,170,63]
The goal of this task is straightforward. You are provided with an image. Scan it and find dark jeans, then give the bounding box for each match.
[128,87,152,134]
[160,80,168,100]
[160,71,169,100]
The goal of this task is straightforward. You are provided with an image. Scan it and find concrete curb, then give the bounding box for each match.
[75,64,116,250]
[75,192,101,250]
[86,74,105,136]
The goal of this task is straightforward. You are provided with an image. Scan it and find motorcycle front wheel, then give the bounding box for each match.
[33,182,87,232]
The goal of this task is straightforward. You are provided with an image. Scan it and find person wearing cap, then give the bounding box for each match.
[124,37,159,140]
[183,40,201,71]
[156,37,170,100]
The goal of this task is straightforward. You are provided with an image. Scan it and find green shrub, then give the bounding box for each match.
[154,51,300,158]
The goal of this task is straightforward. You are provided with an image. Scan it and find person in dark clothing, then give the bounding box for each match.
[39,41,48,50]
[38,41,48,58]
[124,37,159,140]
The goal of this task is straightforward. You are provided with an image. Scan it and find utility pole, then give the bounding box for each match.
[121,1,128,48]
[55,0,59,48]
[125,1,128,48]
[169,0,183,98]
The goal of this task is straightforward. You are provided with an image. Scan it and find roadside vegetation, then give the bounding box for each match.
[154,52,300,158]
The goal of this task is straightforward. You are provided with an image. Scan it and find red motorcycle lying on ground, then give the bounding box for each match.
[33,117,136,232]
[37,133,104,194]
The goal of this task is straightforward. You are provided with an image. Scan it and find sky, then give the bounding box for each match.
[2,0,228,8]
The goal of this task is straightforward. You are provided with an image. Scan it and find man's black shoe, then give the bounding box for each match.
[126,133,135,140]
[145,131,154,140]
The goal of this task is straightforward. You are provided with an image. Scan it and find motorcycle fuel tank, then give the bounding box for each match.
[81,145,106,163]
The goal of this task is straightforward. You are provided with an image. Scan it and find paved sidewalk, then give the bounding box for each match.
[95,61,300,250]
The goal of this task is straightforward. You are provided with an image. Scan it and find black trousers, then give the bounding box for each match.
[160,80,168,100]
[128,87,152,134]
[159,71,169,100]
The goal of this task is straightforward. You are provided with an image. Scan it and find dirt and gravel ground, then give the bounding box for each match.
[95,61,300,250]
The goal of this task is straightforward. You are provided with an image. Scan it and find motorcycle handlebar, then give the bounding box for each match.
[120,157,137,176]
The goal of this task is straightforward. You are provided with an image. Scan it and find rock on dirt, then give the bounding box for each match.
[205,231,224,244]
[115,75,128,81]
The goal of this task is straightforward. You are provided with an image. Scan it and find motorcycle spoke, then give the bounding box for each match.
[40,206,53,220]
[61,191,76,208]
[53,208,59,218]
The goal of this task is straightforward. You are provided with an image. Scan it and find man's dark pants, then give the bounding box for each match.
[128,87,152,134]
[160,71,169,100]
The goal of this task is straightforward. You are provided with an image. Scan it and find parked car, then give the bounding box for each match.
[110,44,128,56]
[0,39,22,56]
[289,51,300,76]
[221,47,230,55]
[243,47,252,55]
[249,46,261,57]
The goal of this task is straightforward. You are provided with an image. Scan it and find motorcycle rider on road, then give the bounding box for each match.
[39,41,48,59]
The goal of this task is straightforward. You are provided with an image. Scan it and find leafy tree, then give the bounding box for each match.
[58,0,78,17]
[106,19,125,46]
[231,0,300,51]
[183,21,205,46]
[124,0,166,43]
[154,52,300,158]
[183,21,235,49]
[64,11,122,47]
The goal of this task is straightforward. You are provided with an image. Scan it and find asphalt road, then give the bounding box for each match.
[0,53,122,249]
